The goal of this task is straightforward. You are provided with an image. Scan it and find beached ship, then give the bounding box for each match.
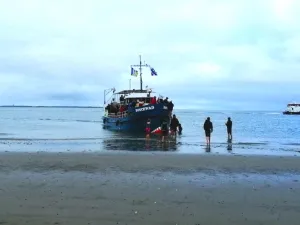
[102,55,173,131]
[283,103,300,115]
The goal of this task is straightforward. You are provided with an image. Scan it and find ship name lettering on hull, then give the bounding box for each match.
[135,106,155,112]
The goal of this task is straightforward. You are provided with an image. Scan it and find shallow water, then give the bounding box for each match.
[0,107,300,155]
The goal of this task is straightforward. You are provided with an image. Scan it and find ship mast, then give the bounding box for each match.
[131,55,149,91]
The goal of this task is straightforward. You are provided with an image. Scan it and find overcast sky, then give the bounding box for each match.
[0,0,299,110]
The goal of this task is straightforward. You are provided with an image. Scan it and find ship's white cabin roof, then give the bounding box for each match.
[125,93,151,99]
[287,103,300,106]
[114,89,163,101]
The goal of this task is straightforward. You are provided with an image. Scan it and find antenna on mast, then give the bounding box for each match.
[131,55,150,91]
[139,55,142,91]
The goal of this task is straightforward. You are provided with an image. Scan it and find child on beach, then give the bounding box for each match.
[145,118,151,139]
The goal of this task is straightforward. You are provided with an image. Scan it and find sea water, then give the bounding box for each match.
[0,107,300,155]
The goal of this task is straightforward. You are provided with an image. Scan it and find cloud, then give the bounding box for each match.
[0,0,300,109]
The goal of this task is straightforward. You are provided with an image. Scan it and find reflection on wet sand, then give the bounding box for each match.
[102,135,178,152]
[227,138,233,152]
[204,139,232,154]
[203,139,233,154]
[205,145,211,153]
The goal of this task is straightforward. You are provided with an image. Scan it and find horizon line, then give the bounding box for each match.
[0,105,281,112]
[0,105,103,108]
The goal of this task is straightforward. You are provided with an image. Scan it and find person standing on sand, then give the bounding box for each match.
[170,114,179,138]
[203,117,213,145]
[178,123,182,135]
[225,117,232,141]
[161,119,169,142]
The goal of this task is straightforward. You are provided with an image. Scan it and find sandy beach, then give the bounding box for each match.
[1,152,300,225]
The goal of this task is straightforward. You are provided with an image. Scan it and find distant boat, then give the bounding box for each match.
[102,55,173,132]
[283,103,300,115]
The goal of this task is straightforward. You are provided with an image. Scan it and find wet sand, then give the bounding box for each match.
[1,152,300,224]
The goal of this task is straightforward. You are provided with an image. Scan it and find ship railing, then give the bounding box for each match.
[107,111,128,118]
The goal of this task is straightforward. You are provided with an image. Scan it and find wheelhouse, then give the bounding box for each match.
[114,89,160,105]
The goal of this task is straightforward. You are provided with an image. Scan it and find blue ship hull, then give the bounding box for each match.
[102,103,170,132]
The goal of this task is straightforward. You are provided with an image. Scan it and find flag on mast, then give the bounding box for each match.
[131,67,138,77]
[150,67,157,76]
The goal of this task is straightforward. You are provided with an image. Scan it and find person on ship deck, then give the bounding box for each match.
[163,97,169,104]
[167,100,174,116]
[150,96,157,104]
[119,95,125,102]
[130,100,136,108]
[119,105,125,113]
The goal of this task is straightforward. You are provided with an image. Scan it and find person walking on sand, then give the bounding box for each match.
[225,117,232,141]
[203,117,213,145]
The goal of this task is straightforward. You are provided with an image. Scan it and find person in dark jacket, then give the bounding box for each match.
[167,101,174,111]
[170,114,179,137]
[203,117,213,145]
[178,123,182,135]
[167,101,174,117]
[225,117,232,141]
[119,95,125,102]
[163,97,169,104]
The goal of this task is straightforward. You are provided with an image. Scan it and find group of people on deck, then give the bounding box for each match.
[106,94,174,116]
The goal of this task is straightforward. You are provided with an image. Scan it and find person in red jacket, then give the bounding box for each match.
[145,118,151,140]
[150,96,157,104]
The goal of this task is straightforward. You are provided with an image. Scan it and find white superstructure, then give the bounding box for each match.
[283,103,300,114]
